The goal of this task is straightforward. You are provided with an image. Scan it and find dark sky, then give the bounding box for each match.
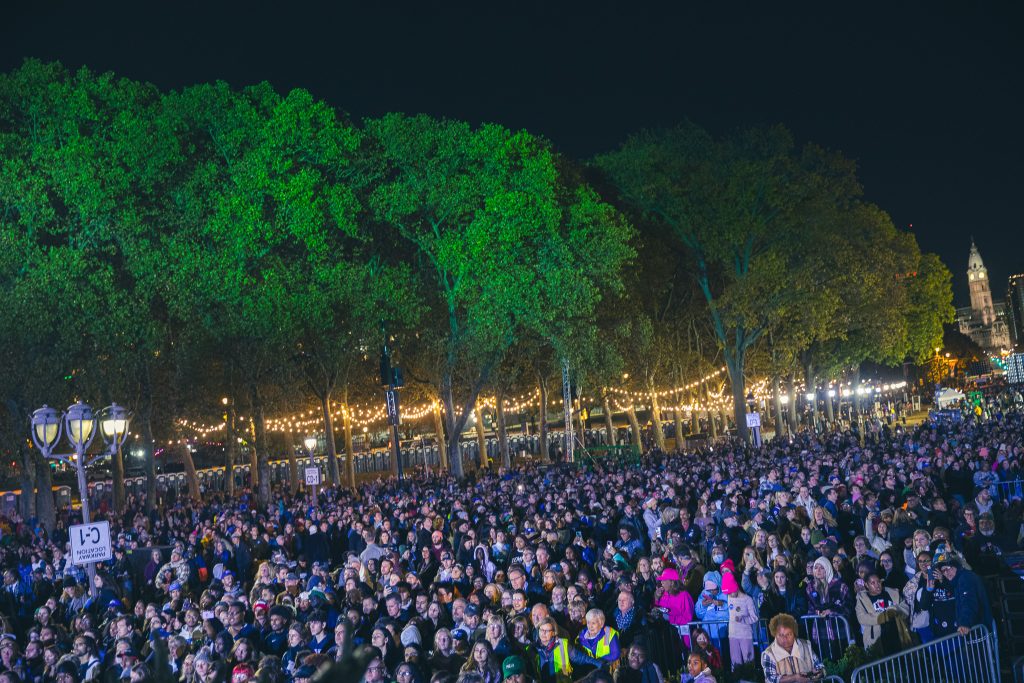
[4,1,1022,305]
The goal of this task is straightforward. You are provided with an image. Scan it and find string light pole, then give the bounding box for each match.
[380,321,405,480]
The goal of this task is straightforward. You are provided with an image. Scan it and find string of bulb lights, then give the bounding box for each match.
[176,377,908,438]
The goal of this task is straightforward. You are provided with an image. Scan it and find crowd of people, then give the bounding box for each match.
[0,398,1018,683]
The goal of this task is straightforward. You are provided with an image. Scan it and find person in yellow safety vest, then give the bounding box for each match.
[534,617,601,683]
[576,608,621,670]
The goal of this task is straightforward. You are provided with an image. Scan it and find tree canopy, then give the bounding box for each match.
[0,60,957,515]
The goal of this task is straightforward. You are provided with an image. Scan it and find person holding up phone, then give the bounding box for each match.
[901,550,934,643]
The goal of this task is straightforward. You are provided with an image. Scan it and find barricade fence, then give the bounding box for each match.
[850,623,998,683]
[997,478,1024,500]
[800,614,854,664]
[679,614,852,674]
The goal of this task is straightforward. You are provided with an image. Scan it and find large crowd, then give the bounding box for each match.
[0,397,1020,683]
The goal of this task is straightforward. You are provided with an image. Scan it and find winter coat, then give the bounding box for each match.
[855,587,901,649]
[727,592,758,641]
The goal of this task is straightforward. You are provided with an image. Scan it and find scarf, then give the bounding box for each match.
[615,606,635,632]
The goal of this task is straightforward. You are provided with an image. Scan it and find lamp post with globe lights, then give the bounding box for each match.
[31,401,131,596]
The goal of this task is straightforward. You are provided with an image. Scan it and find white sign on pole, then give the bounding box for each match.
[304,467,321,486]
[745,412,762,428]
[69,521,112,566]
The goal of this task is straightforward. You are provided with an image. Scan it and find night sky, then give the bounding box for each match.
[4,2,1022,305]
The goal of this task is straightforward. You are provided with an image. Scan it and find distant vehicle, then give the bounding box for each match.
[86,466,112,482]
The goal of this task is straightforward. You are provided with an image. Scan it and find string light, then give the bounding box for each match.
[177,377,909,436]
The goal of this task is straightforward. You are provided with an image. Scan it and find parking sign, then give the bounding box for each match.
[69,521,112,566]
[304,467,321,486]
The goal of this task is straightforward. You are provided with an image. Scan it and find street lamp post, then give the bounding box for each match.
[99,404,131,511]
[303,435,318,501]
[31,401,130,597]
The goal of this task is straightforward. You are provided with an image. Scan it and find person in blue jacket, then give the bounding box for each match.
[694,571,730,641]
[934,552,993,634]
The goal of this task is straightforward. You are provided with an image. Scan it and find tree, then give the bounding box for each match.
[367,114,634,477]
[596,123,872,441]
[165,82,362,504]
[294,258,420,489]
[0,60,177,518]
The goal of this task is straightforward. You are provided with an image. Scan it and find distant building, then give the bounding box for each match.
[1008,273,1024,351]
[955,241,1011,354]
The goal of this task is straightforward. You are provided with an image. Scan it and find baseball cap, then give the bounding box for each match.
[169,582,182,592]
[503,656,524,679]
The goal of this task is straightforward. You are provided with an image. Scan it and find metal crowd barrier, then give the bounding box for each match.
[800,614,854,664]
[851,623,998,683]
[682,616,855,677]
[679,619,729,667]
[997,479,1024,500]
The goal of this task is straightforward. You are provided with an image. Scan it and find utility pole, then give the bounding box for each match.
[381,322,404,480]
[562,358,574,464]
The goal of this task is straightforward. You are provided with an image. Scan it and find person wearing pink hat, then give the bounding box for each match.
[720,559,758,669]
[655,567,695,644]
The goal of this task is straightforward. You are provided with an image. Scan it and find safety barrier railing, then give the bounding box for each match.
[678,617,853,679]
[800,614,854,664]
[680,619,730,663]
[850,623,998,683]
[996,479,1024,500]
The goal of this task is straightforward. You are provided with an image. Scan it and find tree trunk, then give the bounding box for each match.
[140,363,158,513]
[690,391,700,435]
[601,391,616,446]
[673,407,684,452]
[773,377,785,439]
[286,445,299,495]
[340,401,356,490]
[250,383,272,505]
[321,393,341,487]
[726,355,749,442]
[805,362,818,431]
[496,395,511,469]
[824,383,835,424]
[625,405,642,449]
[432,400,448,472]
[853,365,863,416]
[787,373,798,432]
[441,376,464,479]
[538,374,549,462]
[112,440,125,513]
[576,402,587,449]
[225,400,236,497]
[35,452,55,532]
[18,444,37,522]
[649,385,666,452]
[474,402,488,470]
[180,444,200,501]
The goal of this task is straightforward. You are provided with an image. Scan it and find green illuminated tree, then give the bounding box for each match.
[0,59,181,517]
[596,123,871,441]
[367,114,634,477]
[165,81,366,504]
